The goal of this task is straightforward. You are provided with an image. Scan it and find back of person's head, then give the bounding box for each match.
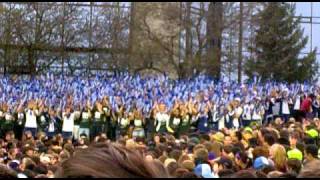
[261,165,276,175]
[173,168,189,178]
[23,169,36,178]
[231,146,242,157]
[158,155,168,164]
[55,142,170,178]
[179,171,199,178]
[223,145,233,155]
[63,143,75,155]
[235,151,249,165]
[210,141,222,157]
[263,133,276,146]
[218,169,235,178]
[169,149,181,162]
[231,170,257,178]
[193,144,205,153]
[252,146,269,160]
[278,171,297,178]
[298,160,320,178]
[203,141,214,152]
[280,129,289,139]
[296,142,305,154]
[287,159,302,174]
[200,134,210,142]
[0,164,17,178]
[181,160,195,172]
[22,157,36,171]
[178,154,190,165]
[269,144,287,172]
[194,148,209,164]
[305,144,318,159]
[255,170,268,178]
[166,162,179,176]
[304,137,316,145]
[267,170,284,178]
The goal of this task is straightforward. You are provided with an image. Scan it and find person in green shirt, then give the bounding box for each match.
[117,109,130,139]
[91,100,104,140]
[79,100,91,141]
[168,107,182,138]
[108,105,122,141]
[3,106,15,138]
[37,105,50,134]
[101,96,112,138]
[14,105,26,140]
[73,104,82,141]
[179,105,191,137]
[0,104,6,138]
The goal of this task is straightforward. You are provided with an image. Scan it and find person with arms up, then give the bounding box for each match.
[62,106,75,140]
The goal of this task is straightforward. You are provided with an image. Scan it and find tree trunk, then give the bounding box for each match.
[238,2,243,83]
[206,2,223,80]
[128,2,136,73]
[185,2,192,78]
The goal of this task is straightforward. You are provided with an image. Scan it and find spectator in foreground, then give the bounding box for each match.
[55,142,170,178]
[298,160,320,178]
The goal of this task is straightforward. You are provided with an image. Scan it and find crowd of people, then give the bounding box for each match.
[1,72,320,178]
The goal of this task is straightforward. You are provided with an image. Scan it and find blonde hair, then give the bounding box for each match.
[270,144,287,172]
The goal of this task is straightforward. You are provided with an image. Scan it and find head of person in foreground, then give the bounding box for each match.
[55,142,170,178]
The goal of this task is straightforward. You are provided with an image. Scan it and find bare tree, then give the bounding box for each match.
[206,2,223,79]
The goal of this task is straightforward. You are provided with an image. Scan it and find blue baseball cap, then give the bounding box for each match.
[194,164,214,178]
[253,156,270,170]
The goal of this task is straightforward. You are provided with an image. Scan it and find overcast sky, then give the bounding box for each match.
[293,2,319,59]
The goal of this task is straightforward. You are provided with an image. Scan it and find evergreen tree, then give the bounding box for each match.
[245,2,317,83]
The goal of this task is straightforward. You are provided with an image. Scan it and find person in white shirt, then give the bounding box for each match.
[242,101,253,127]
[154,103,171,134]
[252,98,265,126]
[281,93,291,123]
[24,100,39,137]
[62,106,75,140]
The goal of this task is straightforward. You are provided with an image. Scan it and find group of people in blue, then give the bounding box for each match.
[0,72,319,141]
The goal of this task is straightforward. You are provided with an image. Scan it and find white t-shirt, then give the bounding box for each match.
[218,115,226,130]
[25,110,37,128]
[243,104,253,120]
[94,112,101,119]
[173,118,181,126]
[282,101,290,115]
[119,118,129,126]
[48,121,55,132]
[272,101,280,115]
[62,113,75,132]
[156,113,170,123]
[5,113,13,121]
[294,96,301,110]
[252,108,262,120]
[134,119,143,127]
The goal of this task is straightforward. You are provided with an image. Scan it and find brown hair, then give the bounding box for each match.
[55,142,170,178]
[231,170,257,178]
[252,146,269,160]
[173,168,190,178]
[287,159,301,174]
[178,154,191,165]
[193,144,206,153]
[194,148,209,163]
[0,164,17,178]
